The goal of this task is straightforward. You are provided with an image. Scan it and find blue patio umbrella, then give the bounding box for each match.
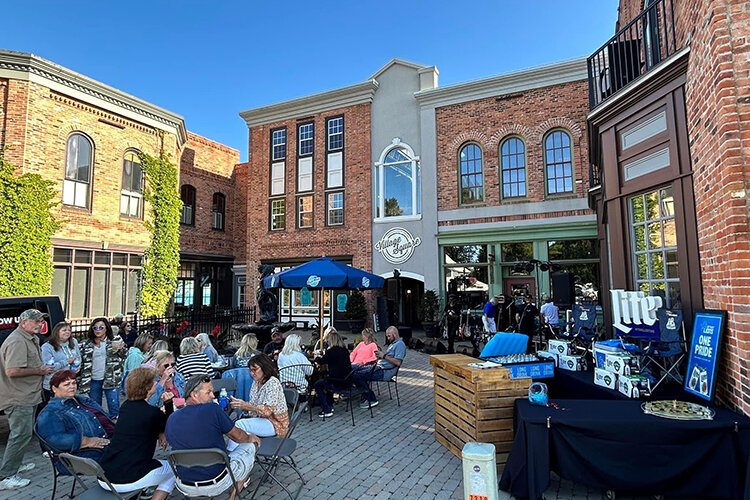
[262,257,384,344]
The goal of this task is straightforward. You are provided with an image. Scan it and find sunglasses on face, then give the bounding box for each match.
[163,362,176,368]
[93,325,106,331]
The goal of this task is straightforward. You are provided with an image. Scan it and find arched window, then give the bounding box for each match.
[500,137,527,198]
[63,133,93,208]
[375,141,420,218]
[212,192,226,230]
[459,143,484,205]
[120,151,143,218]
[544,130,574,195]
[180,185,196,225]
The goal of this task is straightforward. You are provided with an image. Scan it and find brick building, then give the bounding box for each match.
[586,0,750,413]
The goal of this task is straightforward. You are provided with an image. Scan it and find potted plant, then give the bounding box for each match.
[420,289,440,338]
[346,289,367,335]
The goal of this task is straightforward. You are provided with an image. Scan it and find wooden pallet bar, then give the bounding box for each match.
[430,354,528,472]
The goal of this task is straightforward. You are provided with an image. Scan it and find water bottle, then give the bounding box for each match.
[218,388,229,410]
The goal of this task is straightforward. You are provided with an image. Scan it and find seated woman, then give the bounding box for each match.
[196,332,221,364]
[37,370,114,462]
[146,350,186,411]
[229,353,288,437]
[277,334,313,392]
[176,337,213,380]
[314,330,353,418]
[99,368,176,500]
[350,328,379,368]
[234,333,261,368]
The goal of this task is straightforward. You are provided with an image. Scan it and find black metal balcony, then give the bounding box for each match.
[587,0,677,110]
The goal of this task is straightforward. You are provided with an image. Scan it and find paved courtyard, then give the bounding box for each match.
[0,331,647,500]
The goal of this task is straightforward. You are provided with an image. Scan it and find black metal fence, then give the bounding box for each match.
[587,0,677,110]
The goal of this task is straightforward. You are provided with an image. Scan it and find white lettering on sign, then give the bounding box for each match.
[375,227,421,265]
[695,335,713,357]
[610,289,662,334]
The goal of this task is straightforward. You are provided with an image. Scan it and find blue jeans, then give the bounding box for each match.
[89,380,120,419]
[315,379,348,413]
[352,366,386,402]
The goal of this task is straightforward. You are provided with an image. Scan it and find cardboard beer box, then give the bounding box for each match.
[618,374,651,398]
[548,339,575,357]
[537,350,558,366]
[604,352,640,376]
[558,354,587,371]
[594,367,617,390]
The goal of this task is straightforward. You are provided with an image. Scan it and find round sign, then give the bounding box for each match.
[375,227,422,265]
[362,277,370,288]
[306,275,321,287]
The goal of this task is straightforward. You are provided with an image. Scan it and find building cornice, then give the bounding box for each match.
[239,80,379,128]
[0,50,188,146]
[415,58,588,108]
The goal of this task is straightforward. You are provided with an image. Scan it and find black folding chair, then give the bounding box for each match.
[278,363,314,404]
[325,363,377,426]
[249,402,308,500]
[375,364,401,407]
[167,447,245,498]
[34,424,76,500]
[58,453,142,499]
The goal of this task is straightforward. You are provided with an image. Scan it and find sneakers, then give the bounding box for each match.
[359,400,378,409]
[0,475,31,490]
[17,463,35,473]
[318,410,334,418]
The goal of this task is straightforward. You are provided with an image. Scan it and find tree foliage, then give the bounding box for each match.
[139,151,181,316]
[0,151,60,296]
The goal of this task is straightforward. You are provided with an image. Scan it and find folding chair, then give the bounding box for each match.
[57,453,142,499]
[167,448,245,499]
[325,364,377,426]
[34,424,77,500]
[284,386,300,416]
[222,367,253,401]
[375,364,401,407]
[249,402,308,500]
[557,303,599,353]
[211,377,238,397]
[278,364,314,399]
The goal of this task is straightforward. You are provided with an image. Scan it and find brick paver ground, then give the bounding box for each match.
[0,330,647,499]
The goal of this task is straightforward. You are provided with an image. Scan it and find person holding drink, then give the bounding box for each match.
[78,317,127,419]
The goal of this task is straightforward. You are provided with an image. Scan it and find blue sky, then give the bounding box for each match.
[4,0,619,160]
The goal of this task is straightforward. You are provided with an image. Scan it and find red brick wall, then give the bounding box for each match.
[179,133,241,258]
[435,80,591,221]
[244,103,372,306]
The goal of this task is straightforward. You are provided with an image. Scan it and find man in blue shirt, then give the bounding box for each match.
[166,376,260,500]
[482,296,499,335]
[353,326,406,408]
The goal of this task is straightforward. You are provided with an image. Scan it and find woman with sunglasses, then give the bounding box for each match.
[78,317,127,420]
[230,353,289,437]
[145,350,186,412]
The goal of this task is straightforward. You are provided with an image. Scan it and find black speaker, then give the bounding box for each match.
[422,338,446,354]
[551,272,575,308]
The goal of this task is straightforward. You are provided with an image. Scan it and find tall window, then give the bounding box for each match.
[212,193,226,230]
[270,199,285,230]
[326,116,344,189]
[375,142,420,218]
[63,133,93,208]
[180,185,196,225]
[327,192,344,226]
[500,137,527,198]
[298,195,313,228]
[544,130,574,195]
[459,144,484,204]
[174,263,196,308]
[630,186,679,308]
[271,128,287,161]
[120,151,143,218]
[298,123,314,156]
[327,117,344,151]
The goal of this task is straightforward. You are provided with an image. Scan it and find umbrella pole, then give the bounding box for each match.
[319,287,325,348]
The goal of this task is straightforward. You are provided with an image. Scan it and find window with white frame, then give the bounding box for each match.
[270,199,285,230]
[271,162,285,195]
[180,185,196,225]
[271,128,286,161]
[120,151,143,218]
[63,133,93,209]
[544,130,574,195]
[298,157,313,192]
[327,152,343,188]
[327,192,344,225]
[327,117,343,151]
[375,142,420,218]
[298,123,314,156]
[298,195,313,228]
[459,143,484,204]
[212,192,226,230]
[500,137,527,198]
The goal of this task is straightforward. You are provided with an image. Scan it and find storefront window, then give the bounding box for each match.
[548,240,598,260]
[548,239,600,303]
[443,245,487,264]
[501,242,533,262]
[630,186,680,308]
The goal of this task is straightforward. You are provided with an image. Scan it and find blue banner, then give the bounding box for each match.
[684,310,726,402]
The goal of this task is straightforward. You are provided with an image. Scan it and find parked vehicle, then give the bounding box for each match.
[0,295,65,346]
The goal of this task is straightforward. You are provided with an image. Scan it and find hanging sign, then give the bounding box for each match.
[336,293,348,313]
[375,227,422,264]
[610,289,662,339]
[299,287,313,306]
[684,309,726,402]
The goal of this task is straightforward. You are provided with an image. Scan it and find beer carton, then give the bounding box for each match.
[558,354,587,371]
[604,352,640,376]
[537,350,558,366]
[548,339,575,357]
[618,374,651,398]
[594,367,617,390]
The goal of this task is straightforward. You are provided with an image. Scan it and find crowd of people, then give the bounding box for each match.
[0,308,406,496]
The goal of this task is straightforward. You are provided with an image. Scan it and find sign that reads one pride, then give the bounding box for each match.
[684,309,726,402]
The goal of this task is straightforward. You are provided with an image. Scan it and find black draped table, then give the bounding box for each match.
[545,368,691,401]
[499,399,750,499]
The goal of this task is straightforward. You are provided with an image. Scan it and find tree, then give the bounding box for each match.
[0,151,60,296]
[139,151,181,317]
[384,197,403,217]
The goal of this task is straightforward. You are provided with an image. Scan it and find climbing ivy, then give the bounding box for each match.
[139,151,181,316]
[0,150,60,296]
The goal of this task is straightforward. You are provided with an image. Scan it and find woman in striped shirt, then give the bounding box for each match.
[176,337,212,380]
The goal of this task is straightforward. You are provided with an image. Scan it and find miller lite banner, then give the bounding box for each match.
[610,289,661,340]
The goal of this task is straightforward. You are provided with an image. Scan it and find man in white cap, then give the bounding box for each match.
[0,309,54,491]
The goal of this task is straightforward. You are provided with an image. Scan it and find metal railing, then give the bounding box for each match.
[587,0,677,110]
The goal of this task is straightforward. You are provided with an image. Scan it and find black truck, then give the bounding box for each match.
[0,295,66,346]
